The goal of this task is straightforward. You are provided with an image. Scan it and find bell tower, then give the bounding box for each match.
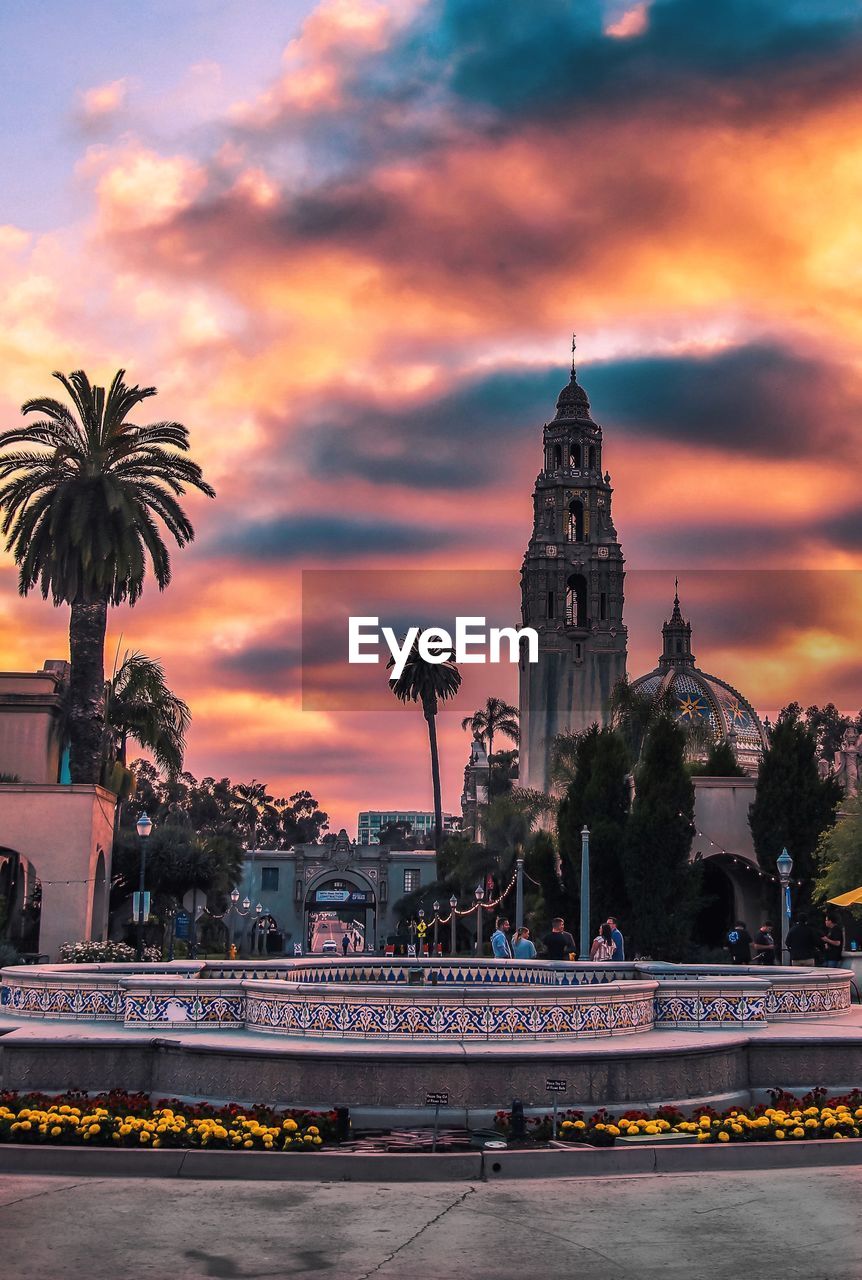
[518,348,627,791]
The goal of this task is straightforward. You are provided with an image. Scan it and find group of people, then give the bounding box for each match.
[489,915,625,962]
[726,914,845,967]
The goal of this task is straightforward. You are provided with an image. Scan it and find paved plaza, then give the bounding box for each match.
[1,1166,858,1279]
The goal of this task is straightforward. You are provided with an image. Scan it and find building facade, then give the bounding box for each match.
[518,362,627,791]
[357,809,458,845]
[232,829,439,954]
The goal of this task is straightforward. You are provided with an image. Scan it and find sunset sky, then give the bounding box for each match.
[1,0,861,833]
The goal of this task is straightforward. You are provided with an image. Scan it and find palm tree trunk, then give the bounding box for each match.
[425,709,444,855]
[68,597,108,784]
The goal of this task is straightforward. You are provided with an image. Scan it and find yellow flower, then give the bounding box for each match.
[152,1139,161,1148]
[283,1118,298,1132]
[243,1139,253,1148]
[791,1127,805,1139]
[834,1132,848,1140]
[607,1125,620,1137]
[699,1117,711,1130]
[313,1136,322,1146]
[51,1126,62,1137]
[697,1133,710,1143]
[214,1127,228,1140]
[803,1106,819,1117]
[303,1135,313,1144]
[307,1126,320,1136]
[573,1120,586,1130]
[644,1124,659,1135]
[775,1130,785,1140]
[112,1134,121,1142]
[718,1132,730,1143]
[88,1124,101,1136]
[804,1118,819,1129]
[140,1131,150,1143]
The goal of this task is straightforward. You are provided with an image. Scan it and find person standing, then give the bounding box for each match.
[607,916,625,961]
[822,914,844,969]
[590,923,615,961]
[341,933,350,956]
[542,917,576,961]
[752,922,776,965]
[512,927,537,959]
[726,921,753,965]
[490,917,513,958]
[786,917,819,967]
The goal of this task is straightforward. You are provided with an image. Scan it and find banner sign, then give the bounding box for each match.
[314,889,374,905]
[174,911,191,940]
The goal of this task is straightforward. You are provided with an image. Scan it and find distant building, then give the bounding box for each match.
[233,828,439,954]
[460,737,490,842]
[357,809,459,845]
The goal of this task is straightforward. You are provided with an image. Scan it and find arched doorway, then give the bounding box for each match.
[91,848,108,942]
[694,858,737,950]
[305,873,376,954]
[0,847,41,955]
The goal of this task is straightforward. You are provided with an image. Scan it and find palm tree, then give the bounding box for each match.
[105,650,191,774]
[460,696,519,762]
[0,369,214,783]
[233,780,277,846]
[387,638,462,854]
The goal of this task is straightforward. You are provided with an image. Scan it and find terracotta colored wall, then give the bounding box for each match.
[0,784,116,958]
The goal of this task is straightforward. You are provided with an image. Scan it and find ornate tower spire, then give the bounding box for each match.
[518,345,627,791]
[659,579,695,669]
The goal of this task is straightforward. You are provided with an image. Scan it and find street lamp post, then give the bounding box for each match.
[475,885,485,956]
[228,888,240,956]
[449,894,458,956]
[515,852,525,932]
[418,907,425,957]
[135,812,153,962]
[776,848,793,965]
[254,902,263,955]
[240,896,251,955]
[579,825,591,961]
[433,901,439,956]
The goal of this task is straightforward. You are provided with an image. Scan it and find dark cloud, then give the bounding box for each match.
[388,0,862,123]
[589,343,861,457]
[211,514,458,561]
[293,342,860,492]
[300,365,563,489]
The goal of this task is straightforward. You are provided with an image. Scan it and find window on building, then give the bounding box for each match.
[403,868,420,893]
[552,444,562,469]
[567,499,588,542]
[547,590,555,619]
[600,591,607,621]
[261,867,279,892]
[565,573,588,628]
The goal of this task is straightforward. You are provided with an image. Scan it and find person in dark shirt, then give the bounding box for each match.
[726,921,752,964]
[786,918,819,966]
[752,922,776,965]
[542,917,576,961]
[822,914,844,968]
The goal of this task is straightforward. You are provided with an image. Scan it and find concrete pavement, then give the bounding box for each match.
[1,1167,859,1279]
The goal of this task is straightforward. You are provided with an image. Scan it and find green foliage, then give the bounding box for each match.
[460,696,519,757]
[525,830,567,924]
[622,718,700,961]
[0,369,215,607]
[125,761,330,848]
[814,796,862,903]
[387,636,461,853]
[803,702,862,761]
[749,704,842,891]
[689,738,745,778]
[106,650,191,774]
[557,726,631,937]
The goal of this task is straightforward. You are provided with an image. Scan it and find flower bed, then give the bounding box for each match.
[495,1090,862,1145]
[0,1090,335,1151]
[58,941,162,963]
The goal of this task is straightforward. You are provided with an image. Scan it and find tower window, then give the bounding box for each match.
[574,642,582,660]
[676,639,682,654]
[567,499,589,542]
[547,591,555,619]
[565,574,587,628]
[588,444,597,471]
[569,444,580,469]
[553,444,562,470]
[600,592,607,621]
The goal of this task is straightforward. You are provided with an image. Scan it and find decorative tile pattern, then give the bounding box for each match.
[654,990,768,1026]
[5,983,123,1020]
[124,992,245,1028]
[767,983,851,1019]
[244,991,654,1040]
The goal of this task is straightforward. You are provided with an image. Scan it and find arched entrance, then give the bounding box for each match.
[305,872,376,955]
[0,847,41,955]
